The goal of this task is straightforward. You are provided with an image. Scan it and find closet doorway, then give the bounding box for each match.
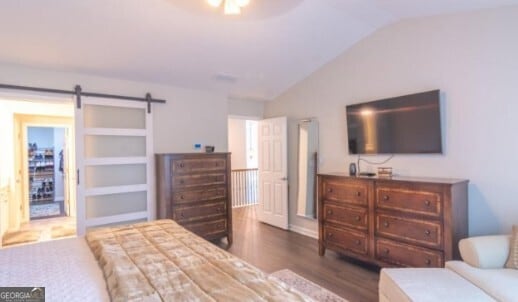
[26,125,70,220]
[15,115,75,223]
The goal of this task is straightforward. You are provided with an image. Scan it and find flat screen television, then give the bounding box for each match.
[346,90,442,154]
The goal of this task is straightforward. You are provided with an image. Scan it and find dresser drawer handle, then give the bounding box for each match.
[383,195,390,201]
[424,200,431,206]
[356,191,361,197]
[425,259,432,265]
[327,209,333,215]
[383,248,390,255]
[179,163,185,168]
[180,212,185,218]
[424,229,431,236]
[383,221,390,228]
[180,195,185,200]
[354,215,361,221]
[354,239,361,245]
[328,188,333,193]
[180,180,185,184]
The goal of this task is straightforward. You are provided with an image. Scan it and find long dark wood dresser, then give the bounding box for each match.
[318,173,468,268]
[156,153,232,245]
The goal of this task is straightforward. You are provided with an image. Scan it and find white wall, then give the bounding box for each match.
[228,118,248,170]
[0,104,13,189]
[28,127,54,149]
[0,104,12,238]
[0,63,229,153]
[228,99,265,119]
[265,7,518,236]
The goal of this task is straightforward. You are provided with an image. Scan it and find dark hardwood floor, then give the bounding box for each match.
[217,206,380,302]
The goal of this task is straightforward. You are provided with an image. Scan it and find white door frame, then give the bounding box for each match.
[16,114,74,222]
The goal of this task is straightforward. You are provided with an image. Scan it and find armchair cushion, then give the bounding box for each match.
[505,225,518,269]
[459,235,510,269]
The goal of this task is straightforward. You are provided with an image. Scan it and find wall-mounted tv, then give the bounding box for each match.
[346,90,442,154]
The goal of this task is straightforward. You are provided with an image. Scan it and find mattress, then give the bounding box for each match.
[0,237,110,301]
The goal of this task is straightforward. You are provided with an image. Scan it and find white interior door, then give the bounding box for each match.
[258,116,288,229]
[75,97,154,235]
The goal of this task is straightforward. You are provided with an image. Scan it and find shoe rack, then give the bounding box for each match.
[28,144,55,204]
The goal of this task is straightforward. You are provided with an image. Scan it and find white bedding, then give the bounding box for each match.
[0,237,109,302]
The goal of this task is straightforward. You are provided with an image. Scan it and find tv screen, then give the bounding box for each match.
[346,90,442,154]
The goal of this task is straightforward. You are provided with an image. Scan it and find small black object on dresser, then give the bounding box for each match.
[349,163,357,176]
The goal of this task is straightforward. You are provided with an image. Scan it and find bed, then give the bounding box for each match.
[0,219,313,302]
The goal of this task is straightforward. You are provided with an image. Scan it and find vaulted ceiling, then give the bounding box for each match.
[1,0,517,100]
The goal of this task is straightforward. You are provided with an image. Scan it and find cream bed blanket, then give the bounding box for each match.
[86,219,313,302]
[0,237,110,301]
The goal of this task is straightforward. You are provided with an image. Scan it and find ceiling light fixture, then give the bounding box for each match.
[207,0,250,15]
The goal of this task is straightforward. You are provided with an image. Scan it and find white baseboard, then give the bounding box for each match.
[289,224,318,239]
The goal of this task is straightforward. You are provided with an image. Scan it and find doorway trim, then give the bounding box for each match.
[15,114,75,223]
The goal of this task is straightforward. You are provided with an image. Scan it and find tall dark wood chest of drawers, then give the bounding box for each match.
[156,153,232,245]
[318,173,468,268]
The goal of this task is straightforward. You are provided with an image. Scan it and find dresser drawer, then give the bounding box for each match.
[173,173,226,189]
[323,204,368,230]
[172,186,226,204]
[376,186,442,217]
[324,226,368,255]
[183,219,227,238]
[376,239,444,267]
[321,180,368,207]
[174,202,226,223]
[376,214,442,248]
[172,158,226,174]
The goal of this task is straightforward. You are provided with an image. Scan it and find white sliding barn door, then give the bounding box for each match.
[258,117,288,230]
[75,98,154,235]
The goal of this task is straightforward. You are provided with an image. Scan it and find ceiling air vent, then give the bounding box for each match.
[213,73,238,83]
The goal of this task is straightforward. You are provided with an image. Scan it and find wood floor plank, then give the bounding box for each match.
[218,206,380,302]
